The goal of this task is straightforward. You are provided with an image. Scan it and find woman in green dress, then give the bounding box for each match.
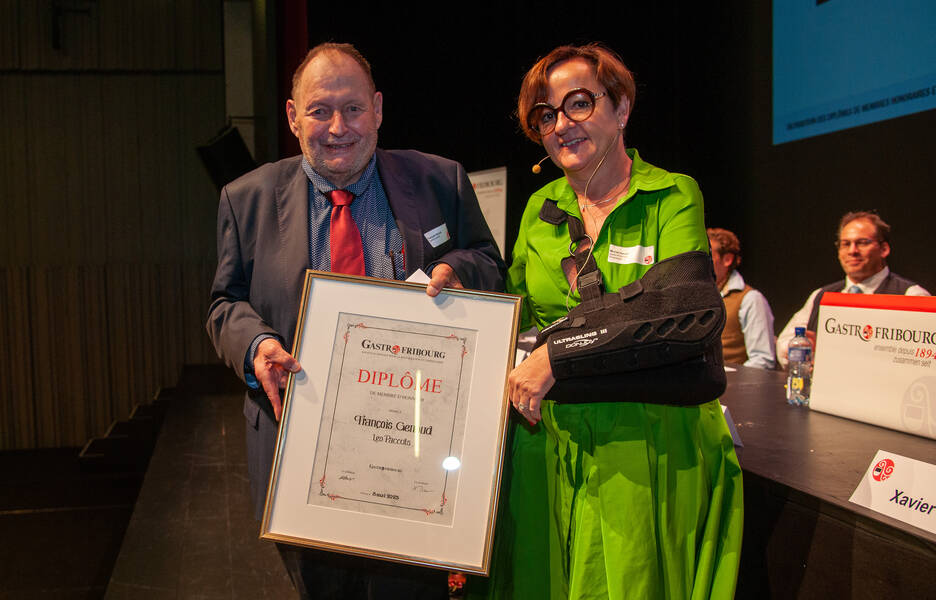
[471,44,744,599]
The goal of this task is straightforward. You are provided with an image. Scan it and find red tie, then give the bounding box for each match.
[327,189,366,275]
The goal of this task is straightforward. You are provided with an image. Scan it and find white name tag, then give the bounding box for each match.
[849,449,936,534]
[608,244,655,265]
[424,223,451,248]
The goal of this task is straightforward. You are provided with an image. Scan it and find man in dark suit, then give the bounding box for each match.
[206,42,505,599]
[777,210,929,367]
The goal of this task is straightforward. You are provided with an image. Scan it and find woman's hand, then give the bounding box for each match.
[508,345,556,425]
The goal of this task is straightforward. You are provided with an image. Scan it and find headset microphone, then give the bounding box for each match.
[531,155,550,174]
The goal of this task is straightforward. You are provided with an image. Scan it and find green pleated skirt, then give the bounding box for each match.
[469,399,744,600]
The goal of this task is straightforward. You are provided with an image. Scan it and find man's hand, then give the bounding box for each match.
[805,330,817,350]
[253,338,301,421]
[426,263,463,297]
[507,345,555,425]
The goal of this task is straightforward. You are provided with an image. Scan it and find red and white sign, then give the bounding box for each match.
[850,450,936,535]
[810,293,936,440]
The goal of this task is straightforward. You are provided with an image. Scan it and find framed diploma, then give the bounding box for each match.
[260,271,522,575]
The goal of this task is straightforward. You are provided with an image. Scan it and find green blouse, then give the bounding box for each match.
[471,149,743,599]
[508,148,709,330]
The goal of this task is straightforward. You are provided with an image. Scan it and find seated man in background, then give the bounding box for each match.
[708,227,776,369]
[777,211,930,368]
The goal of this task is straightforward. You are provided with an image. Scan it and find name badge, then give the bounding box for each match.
[608,244,655,265]
[424,223,451,248]
[849,449,936,534]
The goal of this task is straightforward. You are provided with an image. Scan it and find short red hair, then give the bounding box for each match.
[517,43,636,143]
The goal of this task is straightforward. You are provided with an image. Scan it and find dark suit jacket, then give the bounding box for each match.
[206,148,506,416]
[205,149,503,588]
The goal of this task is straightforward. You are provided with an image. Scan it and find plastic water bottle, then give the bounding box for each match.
[786,327,812,406]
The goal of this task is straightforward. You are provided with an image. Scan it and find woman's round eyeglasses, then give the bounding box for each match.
[527,88,606,137]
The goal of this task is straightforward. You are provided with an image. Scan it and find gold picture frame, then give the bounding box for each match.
[260,271,521,575]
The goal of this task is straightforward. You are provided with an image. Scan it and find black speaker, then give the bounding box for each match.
[197,125,258,193]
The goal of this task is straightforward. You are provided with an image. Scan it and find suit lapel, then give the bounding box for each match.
[275,158,311,334]
[376,149,424,275]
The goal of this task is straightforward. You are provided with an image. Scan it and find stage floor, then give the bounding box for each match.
[104,364,936,598]
[105,366,293,599]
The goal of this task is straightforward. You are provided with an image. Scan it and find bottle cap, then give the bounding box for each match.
[794,327,806,336]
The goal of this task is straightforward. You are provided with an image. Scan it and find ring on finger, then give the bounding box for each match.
[517,403,527,412]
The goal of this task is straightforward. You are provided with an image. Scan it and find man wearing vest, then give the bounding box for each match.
[708,228,777,369]
[777,211,930,368]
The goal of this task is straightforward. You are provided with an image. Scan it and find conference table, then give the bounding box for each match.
[721,365,935,597]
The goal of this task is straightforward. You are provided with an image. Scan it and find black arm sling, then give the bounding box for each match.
[532,199,727,405]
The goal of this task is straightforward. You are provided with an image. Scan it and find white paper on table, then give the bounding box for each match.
[721,404,743,447]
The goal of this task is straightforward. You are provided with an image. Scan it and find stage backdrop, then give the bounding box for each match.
[0,0,223,449]
[2,0,933,449]
[300,1,934,331]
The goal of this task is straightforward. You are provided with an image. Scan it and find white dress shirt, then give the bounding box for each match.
[722,270,776,369]
[776,266,930,368]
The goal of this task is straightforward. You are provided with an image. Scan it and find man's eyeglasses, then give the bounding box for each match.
[527,88,606,137]
[835,238,878,250]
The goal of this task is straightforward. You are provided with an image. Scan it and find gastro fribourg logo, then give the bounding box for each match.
[823,317,936,345]
[361,338,446,359]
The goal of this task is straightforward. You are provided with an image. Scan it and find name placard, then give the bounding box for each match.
[809,293,936,440]
[850,449,936,535]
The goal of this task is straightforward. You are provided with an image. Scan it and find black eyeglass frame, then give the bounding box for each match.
[834,237,880,251]
[526,88,607,138]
